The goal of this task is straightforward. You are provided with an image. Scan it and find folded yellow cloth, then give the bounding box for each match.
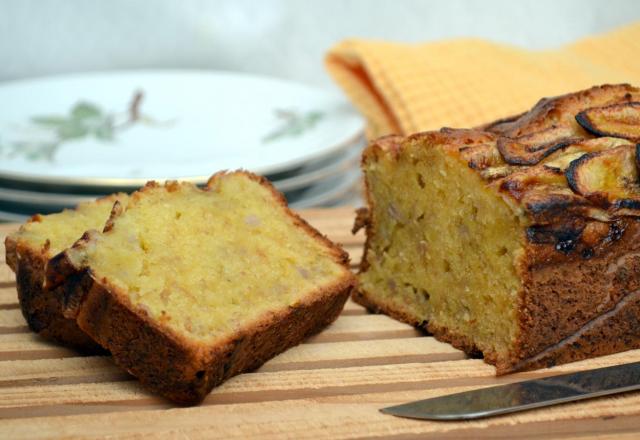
[326,22,640,139]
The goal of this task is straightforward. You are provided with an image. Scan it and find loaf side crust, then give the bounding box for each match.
[512,218,640,368]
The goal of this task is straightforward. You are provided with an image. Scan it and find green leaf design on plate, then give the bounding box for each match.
[1,90,169,162]
[262,109,325,143]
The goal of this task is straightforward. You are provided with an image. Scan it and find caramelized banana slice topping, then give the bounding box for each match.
[542,137,634,171]
[497,125,583,165]
[499,166,567,201]
[566,144,640,212]
[497,162,610,222]
[576,102,640,141]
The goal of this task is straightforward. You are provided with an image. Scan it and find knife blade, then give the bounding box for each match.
[380,361,640,420]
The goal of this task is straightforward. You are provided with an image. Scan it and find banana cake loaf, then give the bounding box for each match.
[354,83,640,374]
[5,194,127,352]
[45,171,354,403]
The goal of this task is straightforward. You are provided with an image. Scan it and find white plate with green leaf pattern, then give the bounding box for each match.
[0,70,364,189]
[0,139,364,214]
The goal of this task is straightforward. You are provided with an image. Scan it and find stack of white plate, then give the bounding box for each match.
[0,71,365,222]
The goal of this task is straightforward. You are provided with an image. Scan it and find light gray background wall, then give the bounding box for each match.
[2,0,640,88]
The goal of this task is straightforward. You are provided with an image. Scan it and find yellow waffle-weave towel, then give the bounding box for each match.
[326,22,640,139]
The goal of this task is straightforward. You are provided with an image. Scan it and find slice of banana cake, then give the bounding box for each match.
[46,171,354,403]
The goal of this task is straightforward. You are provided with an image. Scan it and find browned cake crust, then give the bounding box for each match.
[46,172,355,404]
[355,84,640,374]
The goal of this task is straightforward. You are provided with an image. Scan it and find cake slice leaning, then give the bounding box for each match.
[5,194,127,352]
[46,171,354,404]
[355,84,640,374]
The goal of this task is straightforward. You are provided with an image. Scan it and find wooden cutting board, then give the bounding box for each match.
[2,207,640,439]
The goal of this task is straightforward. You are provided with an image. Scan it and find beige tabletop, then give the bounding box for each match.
[1,208,640,439]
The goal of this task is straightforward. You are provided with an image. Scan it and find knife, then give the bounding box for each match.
[380,361,640,420]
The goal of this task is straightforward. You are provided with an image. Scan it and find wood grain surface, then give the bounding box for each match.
[1,207,640,439]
